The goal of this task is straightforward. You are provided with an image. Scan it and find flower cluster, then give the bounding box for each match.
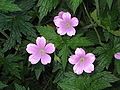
[26,11,97,75]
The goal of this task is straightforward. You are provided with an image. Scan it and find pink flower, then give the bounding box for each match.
[53,11,79,36]
[68,48,96,75]
[26,37,55,65]
[114,52,120,60]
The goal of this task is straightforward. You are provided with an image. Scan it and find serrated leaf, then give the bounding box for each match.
[0,13,10,30]
[34,64,44,80]
[36,25,62,48]
[53,70,64,84]
[59,45,69,70]
[17,0,36,11]
[91,71,119,83]
[0,81,8,89]
[93,46,105,55]
[91,71,119,90]
[37,0,59,21]
[58,72,89,90]
[3,55,23,79]
[91,9,100,24]
[68,35,94,49]
[14,83,26,90]
[67,0,83,13]
[52,61,62,72]
[90,79,111,90]
[2,14,37,52]
[0,0,21,12]
[96,48,113,72]
[93,43,114,72]
[58,71,119,90]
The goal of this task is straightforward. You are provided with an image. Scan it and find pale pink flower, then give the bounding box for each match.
[114,52,120,60]
[53,11,79,36]
[26,37,55,65]
[68,48,96,75]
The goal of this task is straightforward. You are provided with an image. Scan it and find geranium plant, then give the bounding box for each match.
[0,0,120,90]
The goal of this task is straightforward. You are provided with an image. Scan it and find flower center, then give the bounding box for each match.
[80,57,85,62]
[39,49,45,55]
[66,22,71,28]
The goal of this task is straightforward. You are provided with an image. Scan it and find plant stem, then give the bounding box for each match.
[83,2,103,45]
[0,31,9,39]
[95,0,100,18]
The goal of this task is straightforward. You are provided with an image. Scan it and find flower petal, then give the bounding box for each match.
[75,48,85,56]
[84,64,94,73]
[114,52,120,59]
[68,55,79,65]
[54,16,60,20]
[26,43,38,54]
[85,53,96,64]
[71,17,79,27]
[29,54,40,64]
[73,62,84,75]
[66,27,76,36]
[62,12,71,20]
[36,37,46,48]
[57,27,66,35]
[45,43,55,54]
[58,11,65,18]
[53,18,63,27]
[41,54,51,65]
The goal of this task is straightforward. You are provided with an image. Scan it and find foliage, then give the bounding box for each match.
[0,0,120,90]
[58,72,119,90]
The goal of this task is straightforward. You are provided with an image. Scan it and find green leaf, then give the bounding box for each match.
[58,72,90,90]
[37,0,59,21]
[14,83,26,90]
[17,0,36,11]
[91,9,100,24]
[0,81,8,89]
[59,45,70,70]
[106,0,113,9]
[34,64,44,80]
[2,14,37,52]
[94,45,114,72]
[109,30,120,37]
[3,55,23,79]
[36,25,63,48]
[58,71,119,90]
[113,37,120,51]
[93,46,105,55]
[91,71,119,90]
[115,60,120,74]
[92,71,119,83]
[67,0,83,13]
[0,13,10,30]
[0,0,21,12]
[91,79,111,90]
[68,35,94,49]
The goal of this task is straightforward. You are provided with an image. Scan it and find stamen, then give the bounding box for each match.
[66,22,71,28]
[80,57,85,62]
[39,49,45,55]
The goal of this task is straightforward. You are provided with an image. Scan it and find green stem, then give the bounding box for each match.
[95,0,100,18]
[83,2,103,45]
[0,31,9,39]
